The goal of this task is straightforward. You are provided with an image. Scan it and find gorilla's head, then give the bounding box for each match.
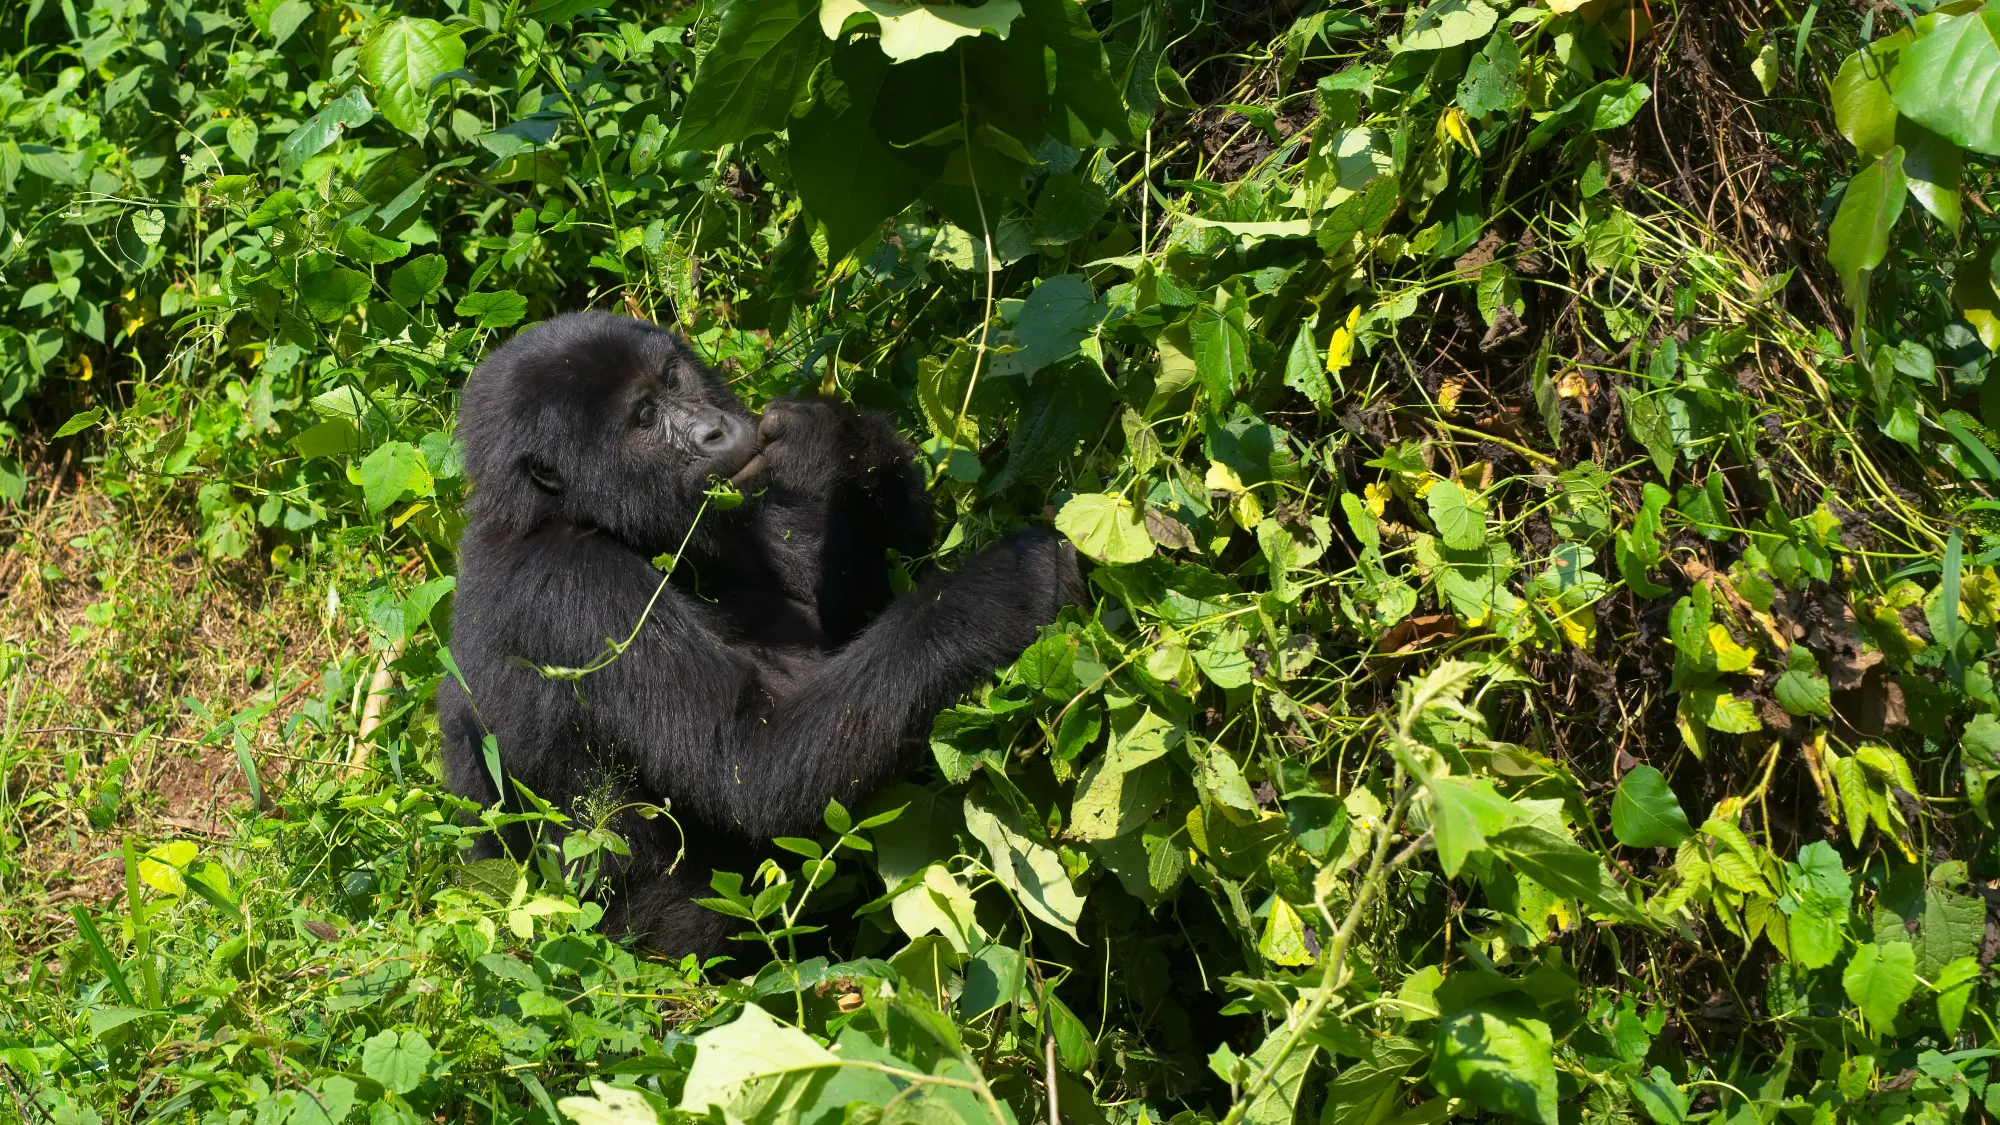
[458,312,759,552]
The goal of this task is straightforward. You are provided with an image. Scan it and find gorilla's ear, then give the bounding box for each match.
[525,457,564,495]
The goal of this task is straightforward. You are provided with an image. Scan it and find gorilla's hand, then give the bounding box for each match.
[740,398,909,496]
[940,527,1086,652]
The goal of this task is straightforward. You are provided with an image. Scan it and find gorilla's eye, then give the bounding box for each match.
[633,400,658,429]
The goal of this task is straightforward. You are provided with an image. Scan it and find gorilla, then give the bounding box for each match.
[438,312,1081,954]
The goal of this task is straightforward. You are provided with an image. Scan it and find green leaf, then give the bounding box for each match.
[1057,492,1155,566]
[1489,824,1642,921]
[300,266,372,323]
[1827,146,1907,322]
[1189,301,1249,407]
[1030,172,1109,246]
[457,291,528,328]
[358,441,432,514]
[559,1081,664,1125]
[963,793,1086,937]
[360,1029,434,1095]
[678,1003,837,1118]
[1283,320,1331,409]
[1832,36,1907,156]
[1900,118,1963,232]
[1775,645,1833,718]
[788,47,945,259]
[279,87,374,177]
[1430,994,1557,1125]
[1617,387,1675,483]
[992,274,1106,376]
[1892,10,2000,155]
[1425,481,1487,551]
[820,0,1022,63]
[1394,0,1497,53]
[1019,0,1132,146]
[1258,895,1314,966]
[54,407,105,438]
[339,225,410,264]
[670,0,825,151]
[292,419,362,460]
[1610,765,1692,848]
[1427,775,1518,877]
[390,254,448,306]
[1842,940,1916,1034]
[1934,955,1981,1039]
[1457,28,1524,117]
[1628,1067,1687,1125]
[360,18,465,138]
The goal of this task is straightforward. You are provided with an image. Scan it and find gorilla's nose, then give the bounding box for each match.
[687,406,754,459]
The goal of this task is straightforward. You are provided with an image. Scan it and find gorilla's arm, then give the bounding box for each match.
[567,529,1074,840]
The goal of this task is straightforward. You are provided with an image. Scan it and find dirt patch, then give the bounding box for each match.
[0,457,344,953]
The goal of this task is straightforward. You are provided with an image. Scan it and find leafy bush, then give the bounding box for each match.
[11,2,2000,1125]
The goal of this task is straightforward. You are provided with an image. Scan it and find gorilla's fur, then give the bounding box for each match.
[439,312,1080,953]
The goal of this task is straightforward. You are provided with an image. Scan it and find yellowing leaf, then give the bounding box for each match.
[1258,896,1314,966]
[1326,305,1360,373]
[1707,624,1759,673]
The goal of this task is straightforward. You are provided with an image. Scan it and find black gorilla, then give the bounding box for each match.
[438,312,1081,954]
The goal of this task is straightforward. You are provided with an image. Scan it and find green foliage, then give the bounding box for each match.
[13,1,2000,1125]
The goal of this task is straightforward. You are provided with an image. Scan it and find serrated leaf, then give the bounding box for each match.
[390,254,448,306]
[1842,940,1916,1034]
[456,291,528,328]
[361,18,466,138]
[300,266,372,323]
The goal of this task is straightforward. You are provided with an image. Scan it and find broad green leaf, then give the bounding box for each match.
[1425,480,1487,551]
[1934,955,1981,1038]
[1282,320,1331,408]
[1618,387,1675,482]
[300,266,372,323]
[358,441,431,514]
[1831,34,1907,157]
[1244,1025,1319,1125]
[1628,1067,1687,1125]
[1827,147,1907,321]
[1030,172,1109,246]
[1775,646,1833,718]
[390,254,448,306]
[1057,492,1155,566]
[671,0,825,151]
[1395,0,1497,53]
[1430,995,1557,1125]
[1426,775,1517,876]
[54,407,105,438]
[1842,940,1916,1034]
[963,793,1085,937]
[1610,765,1692,848]
[1189,301,1249,407]
[820,0,1021,63]
[360,18,465,138]
[293,420,361,460]
[1956,241,2000,351]
[279,87,373,176]
[1457,28,1524,117]
[1900,118,1963,232]
[559,1081,661,1125]
[992,274,1105,376]
[360,1029,434,1095]
[457,291,528,328]
[678,1003,837,1117]
[788,47,945,258]
[1257,895,1313,966]
[1018,0,1132,147]
[1893,10,2000,155]
[339,225,410,264]
[1489,824,1642,921]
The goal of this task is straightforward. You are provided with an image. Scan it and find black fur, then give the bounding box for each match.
[438,312,1081,954]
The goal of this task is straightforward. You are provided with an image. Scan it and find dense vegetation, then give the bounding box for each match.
[10,0,2000,1123]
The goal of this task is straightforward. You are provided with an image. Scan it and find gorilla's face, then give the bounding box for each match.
[458,312,760,553]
